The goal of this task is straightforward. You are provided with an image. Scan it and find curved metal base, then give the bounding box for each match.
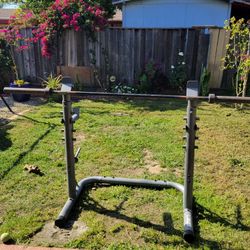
[55,176,194,242]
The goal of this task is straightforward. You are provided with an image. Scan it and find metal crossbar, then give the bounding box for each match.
[4,81,250,243]
[3,87,250,104]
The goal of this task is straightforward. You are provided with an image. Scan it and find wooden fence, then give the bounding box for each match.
[207,28,229,89]
[14,28,212,88]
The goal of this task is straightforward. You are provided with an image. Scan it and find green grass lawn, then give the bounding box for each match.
[0,99,249,249]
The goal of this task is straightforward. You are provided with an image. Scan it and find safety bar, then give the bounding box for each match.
[4,87,250,104]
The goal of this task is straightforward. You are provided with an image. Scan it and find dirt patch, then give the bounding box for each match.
[171,168,183,178]
[31,220,88,246]
[116,166,145,177]
[9,109,30,120]
[113,149,166,177]
[143,149,166,174]
[75,132,86,146]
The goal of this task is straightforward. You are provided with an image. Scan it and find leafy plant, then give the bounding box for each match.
[137,61,166,93]
[42,74,62,90]
[41,74,63,102]
[90,45,115,91]
[0,38,14,89]
[110,75,137,93]
[0,38,13,71]
[138,73,151,93]
[200,67,211,96]
[111,83,137,94]
[223,17,250,106]
[169,51,187,92]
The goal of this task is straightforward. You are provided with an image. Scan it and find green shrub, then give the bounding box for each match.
[0,38,14,90]
[137,61,167,93]
[200,67,211,96]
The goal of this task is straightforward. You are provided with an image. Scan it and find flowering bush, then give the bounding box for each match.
[169,51,187,92]
[223,17,250,101]
[0,0,109,58]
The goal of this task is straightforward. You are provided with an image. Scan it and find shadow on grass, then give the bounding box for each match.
[0,111,59,154]
[0,123,56,180]
[194,201,250,232]
[76,194,183,237]
[192,200,250,249]
[126,99,187,112]
[85,98,187,112]
[0,120,13,151]
[64,187,230,248]
[14,113,58,126]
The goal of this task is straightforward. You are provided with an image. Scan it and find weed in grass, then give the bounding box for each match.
[229,158,245,168]
[110,223,125,234]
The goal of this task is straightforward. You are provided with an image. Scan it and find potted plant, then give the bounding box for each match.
[9,79,31,102]
[42,74,63,102]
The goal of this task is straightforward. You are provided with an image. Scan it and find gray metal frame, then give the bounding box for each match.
[4,81,250,243]
[55,81,200,242]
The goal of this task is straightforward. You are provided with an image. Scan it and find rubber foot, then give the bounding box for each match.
[183,230,195,243]
[55,216,67,228]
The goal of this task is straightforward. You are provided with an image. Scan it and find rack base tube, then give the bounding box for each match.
[55,176,184,227]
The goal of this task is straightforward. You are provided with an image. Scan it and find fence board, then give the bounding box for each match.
[195,33,210,79]
[207,29,220,88]
[13,27,212,88]
[215,30,229,87]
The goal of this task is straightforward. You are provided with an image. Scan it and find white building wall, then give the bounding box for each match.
[122,0,231,28]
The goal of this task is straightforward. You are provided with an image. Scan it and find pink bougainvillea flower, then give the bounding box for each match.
[41,43,51,58]
[24,12,33,19]
[74,25,80,31]
[72,13,80,20]
[62,14,70,20]
[16,45,29,51]
[41,36,48,44]
[95,8,102,16]
[0,29,7,33]
[39,23,48,30]
[70,19,78,26]
[1,0,108,57]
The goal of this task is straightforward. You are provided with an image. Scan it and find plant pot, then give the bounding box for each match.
[9,82,31,102]
[48,93,62,103]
